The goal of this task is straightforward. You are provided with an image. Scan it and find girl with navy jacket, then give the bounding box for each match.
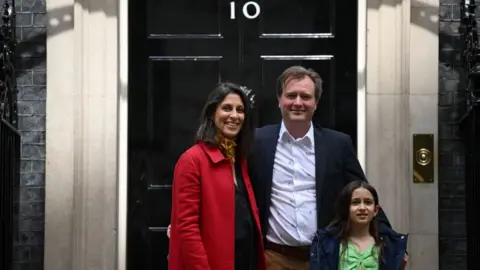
[310,180,408,270]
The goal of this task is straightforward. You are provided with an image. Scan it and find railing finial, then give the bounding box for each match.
[0,0,17,126]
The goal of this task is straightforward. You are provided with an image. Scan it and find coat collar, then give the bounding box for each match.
[313,125,327,225]
[321,223,408,244]
[198,141,228,164]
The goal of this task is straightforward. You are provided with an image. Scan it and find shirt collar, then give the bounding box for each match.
[279,121,314,147]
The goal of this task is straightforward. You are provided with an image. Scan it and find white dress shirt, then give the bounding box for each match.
[266,122,317,246]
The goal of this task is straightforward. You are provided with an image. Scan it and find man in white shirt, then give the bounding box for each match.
[249,66,390,270]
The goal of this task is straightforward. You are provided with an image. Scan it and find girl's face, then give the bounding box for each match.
[349,187,379,225]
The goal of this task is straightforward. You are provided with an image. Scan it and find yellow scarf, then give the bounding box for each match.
[216,135,236,163]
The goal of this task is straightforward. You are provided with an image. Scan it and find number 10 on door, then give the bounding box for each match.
[230,1,261,19]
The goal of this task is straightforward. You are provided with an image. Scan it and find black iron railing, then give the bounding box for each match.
[460,0,480,268]
[0,1,18,270]
[0,120,20,270]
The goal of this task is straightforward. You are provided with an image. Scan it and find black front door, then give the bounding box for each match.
[127,1,357,269]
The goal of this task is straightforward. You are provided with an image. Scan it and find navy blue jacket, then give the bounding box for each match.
[310,225,408,270]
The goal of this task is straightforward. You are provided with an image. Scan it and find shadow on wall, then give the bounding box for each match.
[438,2,469,269]
[438,5,466,122]
[16,1,117,79]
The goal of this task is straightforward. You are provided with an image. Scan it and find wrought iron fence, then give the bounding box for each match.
[0,1,18,270]
[460,0,480,268]
[0,119,20,270]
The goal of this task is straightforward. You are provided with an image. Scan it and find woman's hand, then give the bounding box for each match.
[167,224,171,238]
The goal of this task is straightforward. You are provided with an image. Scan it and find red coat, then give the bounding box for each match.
[168,142,266,270]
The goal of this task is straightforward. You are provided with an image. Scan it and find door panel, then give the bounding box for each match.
[260,0,333,35]
[128,0,357,269]
[147,1,222,35]
[239,0,357,137]
[146,58,222,145]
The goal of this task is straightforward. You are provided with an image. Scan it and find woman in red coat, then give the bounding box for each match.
[168,82,266,270]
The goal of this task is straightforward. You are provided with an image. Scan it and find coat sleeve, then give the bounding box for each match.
[172,153,211,270]
[341,135,392,229]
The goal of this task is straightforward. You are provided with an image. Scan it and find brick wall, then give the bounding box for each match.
[439,1,468,269]
[13,0,47,269]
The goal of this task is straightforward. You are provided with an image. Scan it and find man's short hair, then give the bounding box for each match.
[276,66,323,100]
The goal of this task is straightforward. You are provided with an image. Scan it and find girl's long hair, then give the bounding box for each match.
[327,180,384,263]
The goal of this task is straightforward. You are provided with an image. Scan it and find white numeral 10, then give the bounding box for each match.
[230,1,261,20]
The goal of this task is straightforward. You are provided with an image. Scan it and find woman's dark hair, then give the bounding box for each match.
[195,82,254,158]
[328,180,383,262]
